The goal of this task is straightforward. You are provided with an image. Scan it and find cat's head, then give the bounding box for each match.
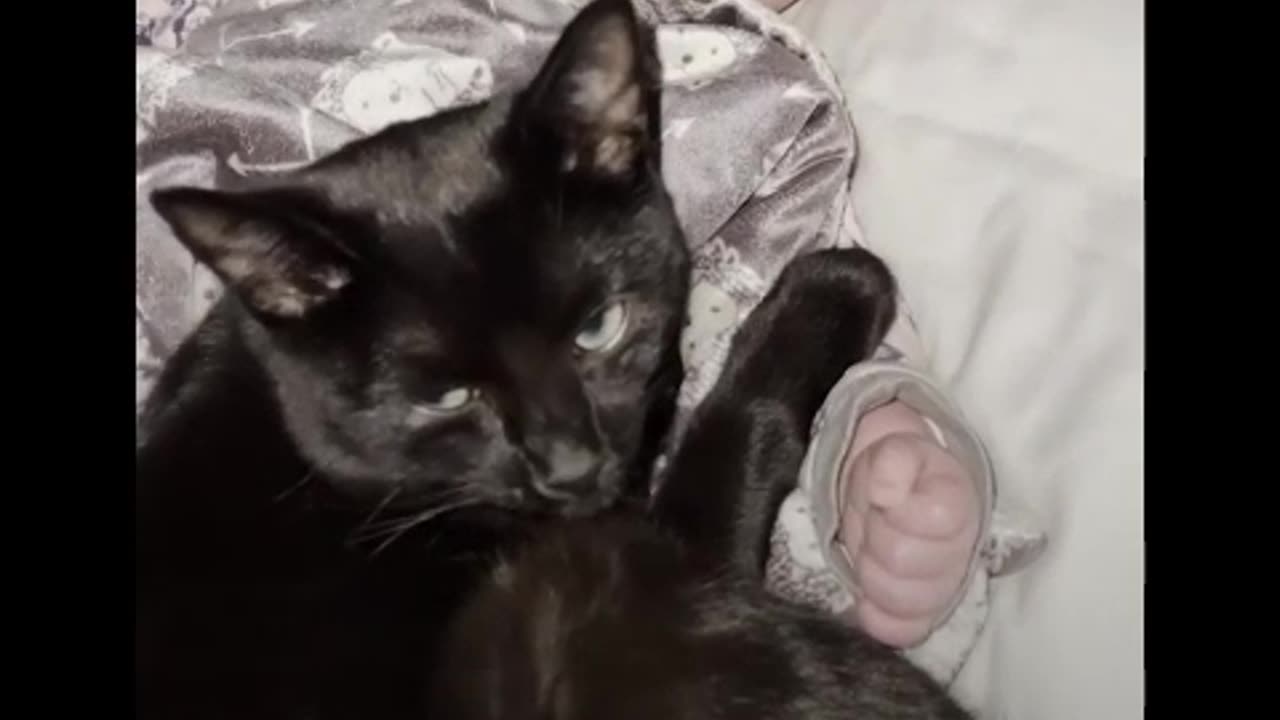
[151,0,689,518]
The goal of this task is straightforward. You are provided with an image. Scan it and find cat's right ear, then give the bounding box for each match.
[515,0,660,182]
[150,187,356,320]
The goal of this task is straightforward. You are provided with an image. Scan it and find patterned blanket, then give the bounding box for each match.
[136,0,864,417]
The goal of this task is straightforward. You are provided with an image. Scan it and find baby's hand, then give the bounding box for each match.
[838,402,980,648]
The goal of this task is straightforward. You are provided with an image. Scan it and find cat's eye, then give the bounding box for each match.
[415,386,478,415]
[574,301,629,353]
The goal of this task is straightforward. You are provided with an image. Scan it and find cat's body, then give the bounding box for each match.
[137,2,971,718]
[136,300,514,719]
[436,520,967,720]
[431,249,972,720]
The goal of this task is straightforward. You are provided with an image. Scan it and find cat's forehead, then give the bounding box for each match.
[301,101,512,227]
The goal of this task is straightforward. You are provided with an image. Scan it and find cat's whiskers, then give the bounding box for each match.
[349,485,471,528]
[272,455,351,506]
[272,468,317,504]
[365,497,484,557]
[349,500,452,540]
[345,485,477,544]
[343,485,406,548]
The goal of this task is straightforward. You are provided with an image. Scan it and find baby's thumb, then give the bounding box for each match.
[861,434,926,510]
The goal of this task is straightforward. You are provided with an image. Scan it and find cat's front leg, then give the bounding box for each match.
[652,248,897,578]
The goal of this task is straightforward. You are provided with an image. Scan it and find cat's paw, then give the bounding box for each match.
[724,248,897,418]
[768,248,896,344]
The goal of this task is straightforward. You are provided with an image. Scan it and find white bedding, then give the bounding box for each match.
[781,1,1143,718]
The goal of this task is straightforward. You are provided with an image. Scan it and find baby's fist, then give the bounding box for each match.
[838,402,980,648]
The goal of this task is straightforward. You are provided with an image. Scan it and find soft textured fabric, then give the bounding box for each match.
[135,0,1045,695]
[781,0,1143,717]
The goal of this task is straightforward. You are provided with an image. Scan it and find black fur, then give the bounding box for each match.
[431,248,972,719]
[137,2,972,718]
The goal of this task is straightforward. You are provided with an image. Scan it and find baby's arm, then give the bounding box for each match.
[795,302,997,646]
[767,282,1047,685]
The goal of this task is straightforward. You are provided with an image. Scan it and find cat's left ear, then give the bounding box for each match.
[516,0,661,181]
[151,186,357,321]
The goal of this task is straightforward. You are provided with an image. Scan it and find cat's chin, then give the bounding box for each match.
[494,487,620,520]
[547,488,623,519]
[489,477,625,520]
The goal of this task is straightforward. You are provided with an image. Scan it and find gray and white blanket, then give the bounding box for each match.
[136,0,862,414]
[136,0,1045,696]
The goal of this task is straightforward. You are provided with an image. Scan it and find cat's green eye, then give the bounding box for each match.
[574,301,629,353]
[416,386,477,414]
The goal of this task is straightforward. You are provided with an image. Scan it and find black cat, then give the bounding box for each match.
[137,2,684,717]
[137,1,971,718]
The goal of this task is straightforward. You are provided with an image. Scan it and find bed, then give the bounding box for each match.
[136,0,1143,717]
[781,1,1143,717]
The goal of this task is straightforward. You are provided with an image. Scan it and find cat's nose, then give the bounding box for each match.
[533,442,603,500]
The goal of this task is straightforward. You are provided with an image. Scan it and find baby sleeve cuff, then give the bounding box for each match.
[776,360,1048,685]
[798,362,995,631]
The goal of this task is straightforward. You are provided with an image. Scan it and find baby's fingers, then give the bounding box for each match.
[852,596,934,649]
[851,434,926,511]
[863,513,972,579]
[856,552,959,620]
[881,463,978,541]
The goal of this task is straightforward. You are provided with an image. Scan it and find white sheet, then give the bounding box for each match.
[781,1,1143,718]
